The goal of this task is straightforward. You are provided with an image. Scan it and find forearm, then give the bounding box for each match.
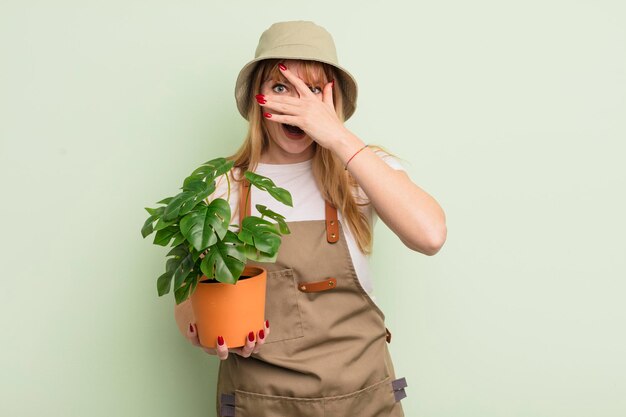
[331,129,447,255]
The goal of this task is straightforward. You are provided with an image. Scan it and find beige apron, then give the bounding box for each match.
[216,180,408,417]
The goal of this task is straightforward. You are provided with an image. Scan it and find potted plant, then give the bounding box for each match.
[141,157,292,348]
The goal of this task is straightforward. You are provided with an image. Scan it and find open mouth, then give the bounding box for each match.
[281,123,306,138]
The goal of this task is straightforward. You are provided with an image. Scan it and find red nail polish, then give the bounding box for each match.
[189,324,194,333]
[265,320,270,328]
[263,112,272,118]
[255,94,265,100]
[259,329,265,339]
[248,331,255,342]
[278,63,287,71]
[256,97,266,104]
[331,79,335,87]
[217,336,224,346]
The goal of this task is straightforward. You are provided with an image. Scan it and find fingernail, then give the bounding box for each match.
[265,320,270,328]
[248,331,255,342]
[259,329,265,339]
[189,324,194,333]
[263,112,272,118]
[217,336,224,346]
[278,63,287,71]
[331,79,335,88]
[256,97,266,104]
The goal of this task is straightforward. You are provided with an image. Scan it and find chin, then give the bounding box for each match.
[271,138,315,162]
[283,138,314,152]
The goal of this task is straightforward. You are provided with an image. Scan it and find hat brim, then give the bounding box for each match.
[235,56,358,121]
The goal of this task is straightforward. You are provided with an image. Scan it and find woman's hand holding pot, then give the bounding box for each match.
[186,321,271,360]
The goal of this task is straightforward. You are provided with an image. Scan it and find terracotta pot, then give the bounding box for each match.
[190,266,266,349]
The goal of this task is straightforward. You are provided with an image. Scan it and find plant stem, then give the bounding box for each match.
[225,172,231,202]
[244,177,252,220]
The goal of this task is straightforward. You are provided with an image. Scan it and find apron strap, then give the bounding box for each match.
[325,200,339,243]
[391,377,408,402]
[239,178,339,243]
[219,393,235,416]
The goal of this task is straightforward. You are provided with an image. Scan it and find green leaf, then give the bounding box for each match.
[191,250,204,262]
[199,157,234,178]
[213,159,235,177]
[174,277,195,304]
[255,204,290,235]
[187,158,234,183]
[174,283,187,304]
[185,171,210,185]
[182,176,215,193]
[166,257,178,272]
[157,270,173,296]
[187,178,213,193]
[159,245,197,300]
[189,274,200,294]
[179,181,215,216]
[173,257,194,291]
[183,178,205,191]
[180,199,231,251]
[157,197,174,205]
[162,244,195,292]
[244,171,293,207]
[170,231,186,247]
[154,226,179,246]
[174,286,185,303]
[238,216,281,255]
[200,230,246,284]
[167,244,188,258]
[163,191,196,222]
[141,214,156,238]
[153,216,176,232]
[243,243,278,262]
[142,206,167,237]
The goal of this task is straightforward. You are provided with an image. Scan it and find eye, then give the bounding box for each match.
[272,83,287,93]
[309,86,322,94]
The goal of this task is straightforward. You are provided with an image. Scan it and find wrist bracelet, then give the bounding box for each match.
[344,144,368,170]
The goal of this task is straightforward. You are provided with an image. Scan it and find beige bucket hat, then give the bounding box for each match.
[234,20,358,121]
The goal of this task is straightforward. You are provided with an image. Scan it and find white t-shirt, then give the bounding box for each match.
[210,150,405,303]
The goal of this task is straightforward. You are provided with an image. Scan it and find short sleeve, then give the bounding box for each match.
[373,148,406,172]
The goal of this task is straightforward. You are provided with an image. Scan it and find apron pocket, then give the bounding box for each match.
[264,267,304,344]
[234,390,324,417]
[323,376,403,416]
[230,377,403,417]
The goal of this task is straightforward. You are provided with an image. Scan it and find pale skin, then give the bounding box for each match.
[176,59,447,359]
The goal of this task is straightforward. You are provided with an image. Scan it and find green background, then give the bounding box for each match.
[2,1,625,416]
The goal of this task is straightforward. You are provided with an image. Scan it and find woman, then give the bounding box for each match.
[175,20,446,416]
